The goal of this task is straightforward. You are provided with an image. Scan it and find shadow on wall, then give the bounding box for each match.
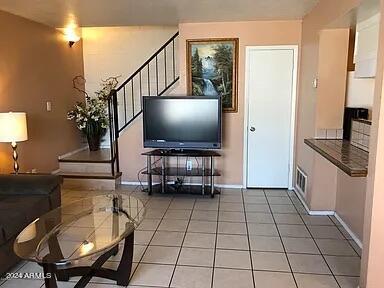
[221,113,231,147]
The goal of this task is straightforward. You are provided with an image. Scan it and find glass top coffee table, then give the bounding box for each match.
[14,194,145,288]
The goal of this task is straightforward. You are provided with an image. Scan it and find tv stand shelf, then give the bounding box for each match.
[141,149,221,198]
[148,184,220,196]
[142,149,221,157]
[142,167,221,177]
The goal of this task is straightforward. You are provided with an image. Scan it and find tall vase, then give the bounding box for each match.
[87,134,101,151]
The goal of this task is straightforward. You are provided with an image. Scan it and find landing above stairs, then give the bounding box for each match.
[57,148,121,190]
[59,148,112,163]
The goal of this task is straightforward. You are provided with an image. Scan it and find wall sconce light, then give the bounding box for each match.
[64,25,80,48]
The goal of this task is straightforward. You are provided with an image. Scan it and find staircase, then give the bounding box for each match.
[58,32,180,190]
[58,148,121,190]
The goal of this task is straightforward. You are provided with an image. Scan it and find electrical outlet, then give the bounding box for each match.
[186,160,193,171]
[312,78,318,88]
[46,101,52,112]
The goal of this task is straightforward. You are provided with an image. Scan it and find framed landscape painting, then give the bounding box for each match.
[187,38,239,113]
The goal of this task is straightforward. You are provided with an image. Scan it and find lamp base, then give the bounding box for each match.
[11,141,19,174]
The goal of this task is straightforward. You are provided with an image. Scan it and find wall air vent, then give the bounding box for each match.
[296,166,307,196]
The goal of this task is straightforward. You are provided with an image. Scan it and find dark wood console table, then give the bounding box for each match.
[141,149,221,198]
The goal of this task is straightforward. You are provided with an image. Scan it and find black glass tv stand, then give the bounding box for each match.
[141,149,221,198]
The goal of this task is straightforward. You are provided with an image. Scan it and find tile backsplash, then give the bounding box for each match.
[315,129,344,139]
[351,119,371,152]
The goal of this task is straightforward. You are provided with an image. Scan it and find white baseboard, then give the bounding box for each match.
[334,212,363,249]
[307,210,335,216]
[293,188,363,248]
[293,188,334,216]
[216,184,243,189]
[58,146,88,160]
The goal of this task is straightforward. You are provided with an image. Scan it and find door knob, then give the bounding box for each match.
[250,127,255,132]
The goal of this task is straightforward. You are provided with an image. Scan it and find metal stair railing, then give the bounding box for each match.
[107,31,180,176]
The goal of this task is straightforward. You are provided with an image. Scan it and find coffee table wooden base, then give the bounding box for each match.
[40,231,134,288]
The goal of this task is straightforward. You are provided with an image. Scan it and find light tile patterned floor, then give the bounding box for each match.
[0,186,361,288]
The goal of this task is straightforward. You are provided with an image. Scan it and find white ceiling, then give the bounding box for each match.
[325,0,379,29]
[0,0,319,28]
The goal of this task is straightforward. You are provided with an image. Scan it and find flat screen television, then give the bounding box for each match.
[143,96,222,149]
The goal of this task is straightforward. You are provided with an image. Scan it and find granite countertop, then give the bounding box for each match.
[304,139,368,177]
[353,118,372,125]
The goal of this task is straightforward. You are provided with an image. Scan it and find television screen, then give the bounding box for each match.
[143,96,222,149]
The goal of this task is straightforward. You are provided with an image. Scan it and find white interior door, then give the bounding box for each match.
[246,47,296,188]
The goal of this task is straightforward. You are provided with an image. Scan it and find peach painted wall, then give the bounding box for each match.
[0,10,84,173]
[118,115,147,184]
[294,2,384,286]
[119,20,302,184]
[295,0,362,208]
[316,28,350,129]
[336,170,367,241]
[175,21,302,186]
[305,28,352,212]
[308,153,338,211]
[361,0,384,286]
[295,1,374,256]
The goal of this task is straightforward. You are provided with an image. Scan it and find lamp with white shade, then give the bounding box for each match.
[0,112,28,174]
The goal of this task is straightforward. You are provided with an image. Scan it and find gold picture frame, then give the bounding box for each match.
[187,38,239,113]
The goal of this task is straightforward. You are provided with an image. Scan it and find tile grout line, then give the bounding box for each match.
[331,218,362,257]
[77,260,363,277]
[8,187,359,288]
[210,193,221,288]
[167,196,197,288]
[241,188,257,288]
[263,189,299,288]
[286,191,343,288]
[132,188,361,283]
[104,189,149,286]
[132,192,174,285]
[130,244,362,258]
[296,192,361,260]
